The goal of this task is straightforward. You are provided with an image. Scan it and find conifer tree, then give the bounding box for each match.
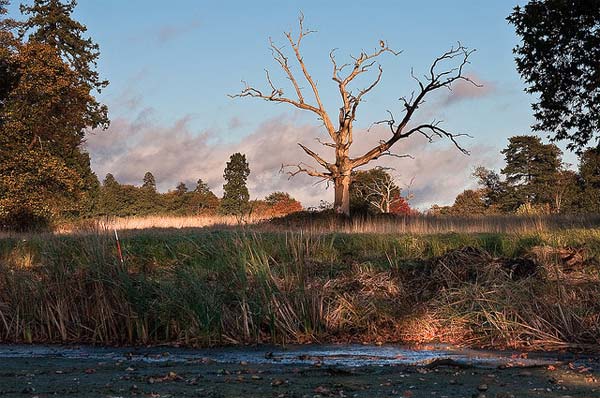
[221,153,250,216]
[142,172,156,191]
[501,135,561,210]
[175,182,188,194]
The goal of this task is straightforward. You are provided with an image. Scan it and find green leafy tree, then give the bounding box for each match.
[97,174,121,216]
[579,148,600,213]
[501,135,562,210]
[221,153,250,216]
[191,179,219,212]
[473,166,506,209]
[551,169,580,214]
[0,41,102,227]
[136,172,161,215]
[263,192,303,216]
[448,189,488,215]
[0,0,108,228]
[508,1,600,151]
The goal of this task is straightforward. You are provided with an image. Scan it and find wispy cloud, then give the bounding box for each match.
[130,18,202,45]
[441,73,496,105]
[85,110,498,209]
[155,18,202,43]
[227,116,243,130]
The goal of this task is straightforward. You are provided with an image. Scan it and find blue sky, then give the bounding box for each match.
[11,0,569,208]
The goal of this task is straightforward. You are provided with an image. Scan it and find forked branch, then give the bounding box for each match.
[353,43,478,168]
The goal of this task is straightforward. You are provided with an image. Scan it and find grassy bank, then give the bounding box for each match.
[1,229,599,350]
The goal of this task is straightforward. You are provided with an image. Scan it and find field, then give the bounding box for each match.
[1,214,599,351]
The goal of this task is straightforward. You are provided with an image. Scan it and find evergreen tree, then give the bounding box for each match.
[221,153,250,216]
[20,0,109,103]
[175,182,188,194]
[97,174,120,216]
[142,172,156,191]
[501,136,562,210]
[194,179,211,195]
[103,173,118,188]
[137,172,161,215]
[191,179,219,212]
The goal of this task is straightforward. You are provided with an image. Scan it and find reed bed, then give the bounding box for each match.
[0,229,599,350]
[51,213,600,236]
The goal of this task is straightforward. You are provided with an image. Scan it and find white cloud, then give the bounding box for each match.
[85,109,498,210]
[441,73,496,105]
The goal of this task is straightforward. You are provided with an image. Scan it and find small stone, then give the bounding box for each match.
[478,384,489,392]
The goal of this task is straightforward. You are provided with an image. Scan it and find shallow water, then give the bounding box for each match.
[0,344,598,397]
[0,343,573,367]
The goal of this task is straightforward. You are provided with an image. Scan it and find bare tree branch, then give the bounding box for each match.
[280,162,332,180]
[352,43,477,168]
[297,142,331,169]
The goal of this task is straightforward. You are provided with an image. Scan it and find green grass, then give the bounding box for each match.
[0,229,599,349]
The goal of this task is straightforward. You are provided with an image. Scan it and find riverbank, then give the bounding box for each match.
[1,229,599,350]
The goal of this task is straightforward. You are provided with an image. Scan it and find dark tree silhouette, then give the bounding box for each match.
[508,1,600,151]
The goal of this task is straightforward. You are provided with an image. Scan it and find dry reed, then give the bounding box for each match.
[0,229,599,350]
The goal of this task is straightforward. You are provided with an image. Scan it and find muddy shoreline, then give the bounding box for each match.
[0,344,598,397]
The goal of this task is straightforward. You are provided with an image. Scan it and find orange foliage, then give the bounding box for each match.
[389,193,413,215]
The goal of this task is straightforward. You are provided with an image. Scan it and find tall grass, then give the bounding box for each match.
[0,229,599,349]
[49,213,600,236]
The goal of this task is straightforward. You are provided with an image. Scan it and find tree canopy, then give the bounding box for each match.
[508,0,600,151]
[0,0,107,229]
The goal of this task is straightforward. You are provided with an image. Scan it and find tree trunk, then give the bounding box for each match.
[333,174,351,216]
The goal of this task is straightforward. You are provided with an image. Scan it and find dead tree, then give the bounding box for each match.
[354,170,412,214]
[232,15,477,216]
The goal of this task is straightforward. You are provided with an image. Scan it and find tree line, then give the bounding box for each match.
[435,136,600,215]
[95,153,303,219]
[94,154,414,219]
